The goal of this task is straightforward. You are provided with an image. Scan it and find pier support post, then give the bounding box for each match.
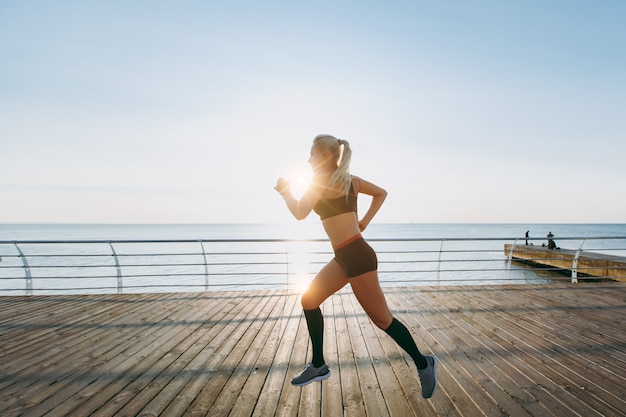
[284,241,290,291]
[437,240,445,285]
[507,239,518,282]
[14,243,33,295]
[108,242,123,294]
[571,240,585,284]
[199,240,209,292]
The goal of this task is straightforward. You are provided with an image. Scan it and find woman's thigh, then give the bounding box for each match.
[349,271,393,329]
[301,259,349,310]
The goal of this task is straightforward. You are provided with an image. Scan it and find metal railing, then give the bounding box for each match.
[1,236,625,295]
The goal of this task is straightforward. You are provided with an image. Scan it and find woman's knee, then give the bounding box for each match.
[300,291,320,310]
[369,312,393,330]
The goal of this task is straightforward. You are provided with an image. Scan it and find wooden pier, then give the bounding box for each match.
[505,244,626,281]
[1,283,625,416]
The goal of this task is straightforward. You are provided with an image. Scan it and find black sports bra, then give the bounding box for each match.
[313,182,357,220]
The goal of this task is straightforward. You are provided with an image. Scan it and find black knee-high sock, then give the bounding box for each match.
[304,308,325,367]
[385,318,428,369]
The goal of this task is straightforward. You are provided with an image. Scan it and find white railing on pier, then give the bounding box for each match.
[1,237,625,295]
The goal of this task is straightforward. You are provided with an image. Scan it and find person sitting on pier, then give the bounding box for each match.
[547,231,559,250]
[275,134,438,399]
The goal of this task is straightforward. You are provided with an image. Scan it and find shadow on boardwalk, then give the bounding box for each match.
[1,282,625,416]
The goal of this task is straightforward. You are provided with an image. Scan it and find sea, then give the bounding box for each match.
[1,223,625,295]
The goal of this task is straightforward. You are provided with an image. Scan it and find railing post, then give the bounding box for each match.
[199,240,209,292]
[507,239,518,282]
[14,243,33,295]
[284,241,290,291]
[108,242,123,294]
[437,240,444,286]
[571,239,585,284]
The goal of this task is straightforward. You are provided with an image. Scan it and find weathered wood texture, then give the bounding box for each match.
[505,243,626,280]
[1,283,624,416]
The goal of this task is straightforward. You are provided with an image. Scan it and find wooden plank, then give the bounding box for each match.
[1,293,168,370]
[226,292,297,417]
[422,288,556,417]
[273,296,310,417]
[296,301,322,417]
[495,291,626,413]
[462,287,626,415]
[0,283,624,417]
[392,289,482,416]
[344,291,389,417]
[18,292,222,416]
[0,292,157,366]
[505,244,626,279]
[399,289,509,417]
[336,292,366,417]
[128,290,281,416]
[203,291,284,416]
[0,292,197,414]
[379,288,443,417]
[349,291,414,417]
[521,285,626,350]
[432,286,586,417]
[57,291,245,416]
[72,292,239,416]
[146,292,273,417]
[250,293,301,416]
[431,286,619,417]
[321,291,346,417]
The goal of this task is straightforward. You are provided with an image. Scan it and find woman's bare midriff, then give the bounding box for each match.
[321,212,362,249]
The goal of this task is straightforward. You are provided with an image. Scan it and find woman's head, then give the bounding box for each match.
[310,134,352,193]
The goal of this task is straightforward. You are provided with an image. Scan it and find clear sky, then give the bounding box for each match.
[1,1,624,224]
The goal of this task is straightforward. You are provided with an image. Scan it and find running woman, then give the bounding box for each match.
[275,134,438,398]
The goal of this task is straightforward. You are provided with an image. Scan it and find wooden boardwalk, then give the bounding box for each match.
[1,283,624,417]
[505,244,626,280]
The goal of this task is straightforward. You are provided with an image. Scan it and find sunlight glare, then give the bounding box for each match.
[290,274,311,294]
[287,164,313,198]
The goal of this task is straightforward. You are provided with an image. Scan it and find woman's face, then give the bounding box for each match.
[308,146,332,173]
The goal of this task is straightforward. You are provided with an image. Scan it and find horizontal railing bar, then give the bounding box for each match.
[5,263,623,270]
[0,259,515,267]
[3,250,624,258]
[3,262,625,271]
[3,253,623,264]
[3,236,624,295]
[5,256,622,267]
[3,262,624,271]
[5,247,624,255]
[2,251,282,255]
[2,277,608,294]
[3,265,622,280]
[4,262,290,269]
[1,275,619,291]
[6,251,623,262]
[3,266,608,279]
[2,236,626,245]
[3,276,610,292]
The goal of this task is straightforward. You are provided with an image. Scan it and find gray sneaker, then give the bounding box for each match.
[418,355,438,398]
[291,363,331,386]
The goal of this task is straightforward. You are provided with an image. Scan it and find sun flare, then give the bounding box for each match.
[289,274,311,294]
[287,165,313,198]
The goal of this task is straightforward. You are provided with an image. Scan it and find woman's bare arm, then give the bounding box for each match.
[275,177,323,220]
[354,176,387,231]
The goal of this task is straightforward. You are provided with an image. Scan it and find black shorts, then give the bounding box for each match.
[333,236,378,278]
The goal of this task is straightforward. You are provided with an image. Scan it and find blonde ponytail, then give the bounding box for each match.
[313,134,352,196]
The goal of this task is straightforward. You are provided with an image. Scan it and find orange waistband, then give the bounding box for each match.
[333,234,363,250]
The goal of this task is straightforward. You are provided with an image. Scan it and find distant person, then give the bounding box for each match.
[525,230,530,245]
[275,134,438,399]
[547,231,557,250]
